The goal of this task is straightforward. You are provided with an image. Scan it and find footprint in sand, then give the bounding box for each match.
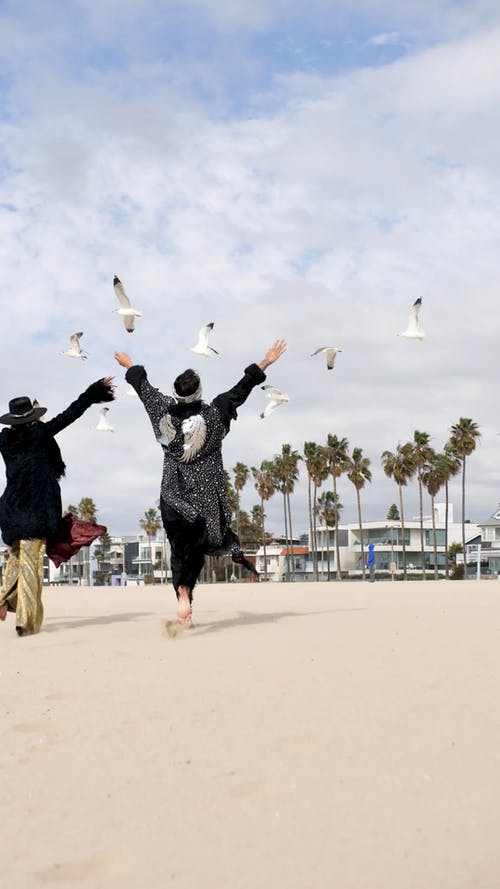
[36,855,113,883]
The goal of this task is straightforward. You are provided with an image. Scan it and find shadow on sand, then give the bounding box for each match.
[170,606,366,638]
[42,612,153,633]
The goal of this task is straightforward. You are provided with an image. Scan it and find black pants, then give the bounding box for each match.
[161,501,258,601]
[162,510,208,601]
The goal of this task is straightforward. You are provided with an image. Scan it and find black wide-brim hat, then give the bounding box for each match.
[0,396,47,426]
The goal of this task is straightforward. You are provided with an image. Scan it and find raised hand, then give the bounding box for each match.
[259,339,287,371]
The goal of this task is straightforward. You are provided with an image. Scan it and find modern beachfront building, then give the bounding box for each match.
[471,503,500,576]
[254,504,481,580]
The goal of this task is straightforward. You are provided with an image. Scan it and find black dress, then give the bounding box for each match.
[126,363,266,595]
[0,380,113,546]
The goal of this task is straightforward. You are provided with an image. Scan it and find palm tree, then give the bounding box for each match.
[78,497,98,585]
[346,447,372,580]
[421,451,445,579]
[323,434,349,580]
[449,418,481,578]
[304,442,328,580]
[272,445,301,581]
[251,460,276,581]
[441,442,463,578]
[411,430,434,579]
[315,491,342,581]
[381,444,417,579]
[233,462,249,578]
[139,507,162,582]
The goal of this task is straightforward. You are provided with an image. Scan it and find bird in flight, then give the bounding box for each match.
[113,276,143,332]
[260,385,289,419]
[63,332,87,359]
[398,297,425,340]
[310,346,343,370]
[96,407,115,432]
[190,322,219,357]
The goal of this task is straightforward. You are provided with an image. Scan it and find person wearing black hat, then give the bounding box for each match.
[114,341,286,628]
[0,378,115,636]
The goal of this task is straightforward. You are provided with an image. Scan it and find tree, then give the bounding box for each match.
[315,491,342,581]
[78,497,98,585]
[411,431,434,580]
[421,451,445,579]
[381,444,417,579]
[251,460,276,581]
[233,462,249,578]
[449,418,481,578]
[272,445,301,581]
[441,442,463,578]
[323,434,349,580]
[346,447,372,580]
[139,507,162,582]
[304,442,328,580]
[224,471,239,520]
[93,530,112,585]
[387,504,400,521]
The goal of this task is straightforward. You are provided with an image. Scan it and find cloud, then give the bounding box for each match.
[0,3,499,540]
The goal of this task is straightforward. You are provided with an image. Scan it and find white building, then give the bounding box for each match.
[256,504,480,580]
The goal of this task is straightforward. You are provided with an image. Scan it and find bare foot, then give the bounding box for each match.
[0,603,7,621]
[177,585,193,626]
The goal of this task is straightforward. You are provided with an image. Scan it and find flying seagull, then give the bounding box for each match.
[190,322,219,357]
[96,407,115,432]
[310,346,343,370]
[63,332,87,359]
[113,275,143,332]
[398,297,425,340]
[260,385,289,419]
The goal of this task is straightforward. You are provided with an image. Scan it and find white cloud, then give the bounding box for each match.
[0,5,499,540]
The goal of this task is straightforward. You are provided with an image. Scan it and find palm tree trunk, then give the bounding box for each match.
[398,483,407,579]
[312,486,319,581]
[260,494,267,581]
[461,457,467,579]
[444,481,450,579]
[307,477,315,581]
[326,530,331,581]
[431,494,438,580]
[333,476,341,580]
[282,492,289,581]
[418,473,426,580]
[356,488,365,581]
[286,491,296,581]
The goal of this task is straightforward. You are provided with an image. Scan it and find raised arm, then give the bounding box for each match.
[114,351,175,438]
[43,377,115,437]
[213,339,287,429]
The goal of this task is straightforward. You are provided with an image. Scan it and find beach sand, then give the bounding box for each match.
[2,579,500,888]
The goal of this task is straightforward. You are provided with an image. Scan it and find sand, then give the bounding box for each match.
[2,578,500,889]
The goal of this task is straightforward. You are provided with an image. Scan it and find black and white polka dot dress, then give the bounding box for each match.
[126,363,266,552]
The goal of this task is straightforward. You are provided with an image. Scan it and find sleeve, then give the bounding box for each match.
[125,365,175,439]
[212,363,266,430]
[43,380,115,437]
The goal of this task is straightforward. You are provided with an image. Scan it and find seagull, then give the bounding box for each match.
[310,346,343,370]
[260,385,289,419]
[63,332,87,359]
[398,297,425,340]
[190,322,219,357]
[96,407,115,432]
[113,275,143,332]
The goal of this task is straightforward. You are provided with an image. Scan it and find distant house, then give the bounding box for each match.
[474,504,500,575]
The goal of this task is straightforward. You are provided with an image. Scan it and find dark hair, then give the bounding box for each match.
[173,368,200,397]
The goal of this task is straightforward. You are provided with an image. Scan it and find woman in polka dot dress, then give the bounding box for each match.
[114,340,286,626]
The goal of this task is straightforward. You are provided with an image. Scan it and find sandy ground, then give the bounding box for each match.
[2,578,500,889]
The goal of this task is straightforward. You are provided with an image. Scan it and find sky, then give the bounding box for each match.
[1,0,500,539]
